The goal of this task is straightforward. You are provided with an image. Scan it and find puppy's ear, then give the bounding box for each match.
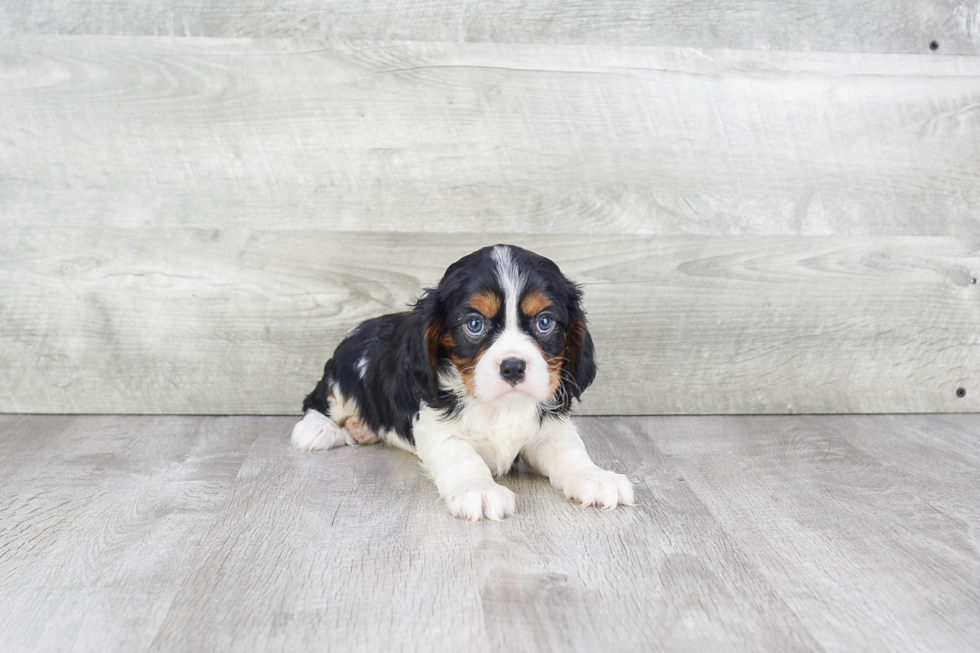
[564,286,597,400]
[404,290,443,403]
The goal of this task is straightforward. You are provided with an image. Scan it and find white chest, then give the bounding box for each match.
[455,395,543,476]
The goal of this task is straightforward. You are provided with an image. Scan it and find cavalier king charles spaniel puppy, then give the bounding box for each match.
[291,244,634,521]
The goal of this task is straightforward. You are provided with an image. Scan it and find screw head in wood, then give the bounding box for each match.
[956,387,966,398]
[929,41,939,51]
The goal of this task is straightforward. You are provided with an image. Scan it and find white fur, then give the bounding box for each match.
[355,356,369,380]
[292,244,634,520]
[412,368,633,520]
[444,479,517,522]
[326,385,356,424]
[413,402,519,521]
[560,468,634,509]
[290,409,347,451]
[382,427,415,453]
[521,417,634,509]
[472,329,552,403]
[326,385,359,446]
[294,392,633,520]
[291,385,379,449]
[433,368,542,475]
[490,245,524,331]
[472,245,551,403]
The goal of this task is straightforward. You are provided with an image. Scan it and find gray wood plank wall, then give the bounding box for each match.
[1,3,978,415]
[2,1,978,55]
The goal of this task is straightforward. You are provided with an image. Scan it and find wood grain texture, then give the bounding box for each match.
[1,231,977,415]
[0,415,261,651]
[1,1,978,55]
[1,414,978,652]
[655,414,980,652]
[2,38,979,236]
[148,417,820,652]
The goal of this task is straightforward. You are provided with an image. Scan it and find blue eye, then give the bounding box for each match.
[464,316,485,336]
[536,314,554,334]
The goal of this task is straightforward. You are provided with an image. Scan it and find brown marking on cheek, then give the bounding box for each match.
[467,291,501,319]
[546,355,563,397]
[444,329,480,396]
[449,354,479,397]
[520,290,551,317]
[530,338,564,399]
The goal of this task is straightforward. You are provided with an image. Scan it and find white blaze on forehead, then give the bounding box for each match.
[473,246,551,403]
[490,245,525,331]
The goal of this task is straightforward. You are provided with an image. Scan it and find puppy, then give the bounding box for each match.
[291,244,634,521]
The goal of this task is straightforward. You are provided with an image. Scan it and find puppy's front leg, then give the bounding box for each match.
[522,418,634,510]
[414,410,516,522]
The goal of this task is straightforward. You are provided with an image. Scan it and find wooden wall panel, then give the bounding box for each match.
[2,33,978,415]
[1,230,976,415]
[2,38,979,237]
[1,1,977,55]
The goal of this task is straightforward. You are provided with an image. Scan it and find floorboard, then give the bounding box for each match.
[1,414,977,651]
[654,414,980,652]
[0,416,261,651]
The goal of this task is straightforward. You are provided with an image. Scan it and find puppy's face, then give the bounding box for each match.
[426,245,595,406]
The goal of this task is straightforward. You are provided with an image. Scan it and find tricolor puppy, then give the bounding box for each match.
[291,244,634,521]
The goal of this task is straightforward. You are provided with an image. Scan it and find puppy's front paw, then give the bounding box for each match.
[445,481,516,522]
[562,468,634,510]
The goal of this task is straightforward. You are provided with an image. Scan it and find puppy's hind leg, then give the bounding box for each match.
[344,416,380,445]
[293,384,374,451]
[326,386,379,446]
[291,409,348,451]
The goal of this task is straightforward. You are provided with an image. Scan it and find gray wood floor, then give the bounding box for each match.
[1,415,977,651]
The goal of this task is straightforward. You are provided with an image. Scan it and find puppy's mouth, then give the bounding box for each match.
[479,379,550,404]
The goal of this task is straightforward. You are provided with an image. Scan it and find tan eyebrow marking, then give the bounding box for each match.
[520,290,551,317]
[467,291,501,318]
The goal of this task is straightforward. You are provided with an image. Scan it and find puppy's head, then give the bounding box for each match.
[420,244,596,409]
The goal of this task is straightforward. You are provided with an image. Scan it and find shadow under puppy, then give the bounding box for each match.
[292,244,634,521]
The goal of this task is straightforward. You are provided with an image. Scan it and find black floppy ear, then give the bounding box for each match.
[375,289,444,439]
[404,289,443,404]
[564,286,597,400]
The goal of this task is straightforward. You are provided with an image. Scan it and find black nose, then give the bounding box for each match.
[499,358,526,385]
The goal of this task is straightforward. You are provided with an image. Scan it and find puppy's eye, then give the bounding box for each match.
[535,314,554,335]
[464,316,485,336]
